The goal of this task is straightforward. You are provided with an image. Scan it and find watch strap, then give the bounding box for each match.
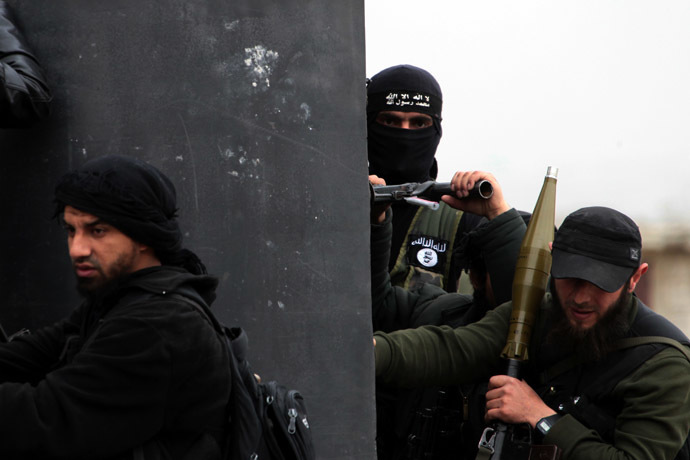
[536,413,563,438]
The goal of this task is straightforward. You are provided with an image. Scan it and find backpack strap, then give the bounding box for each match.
[168,287,266,459]
[169,287,251,362]
[614,336,690,361]
[538,335,690,385]
[170,286,219,329]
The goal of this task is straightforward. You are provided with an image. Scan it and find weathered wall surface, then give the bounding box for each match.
[0,1,373,458]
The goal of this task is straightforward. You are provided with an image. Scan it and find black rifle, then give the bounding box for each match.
[371,180,493,210]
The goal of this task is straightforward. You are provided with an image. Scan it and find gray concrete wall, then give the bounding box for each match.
[0,1,374,458]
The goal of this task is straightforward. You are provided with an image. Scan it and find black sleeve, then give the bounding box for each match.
[370,208,471,332]
[0,1,52,128]
[472,208,526,305]
[447,212,486,292]
[0,305,82,384]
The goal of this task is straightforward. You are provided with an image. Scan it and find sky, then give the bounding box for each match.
[365,1,690,227]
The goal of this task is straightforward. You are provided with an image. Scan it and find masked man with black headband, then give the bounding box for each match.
[0,155,231,459]
[368,65,501,295]
[368,66,524,459]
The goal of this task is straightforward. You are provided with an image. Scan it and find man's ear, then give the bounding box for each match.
[137,243,161,264]
[628,263,649,293]
[137,243,152,254]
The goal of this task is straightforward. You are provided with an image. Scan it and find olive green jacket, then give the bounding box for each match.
[375,297,690,460]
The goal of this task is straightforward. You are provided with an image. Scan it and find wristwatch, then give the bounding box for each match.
[535,413,563,438]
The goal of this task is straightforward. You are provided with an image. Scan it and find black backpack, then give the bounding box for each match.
[174,288,316,460]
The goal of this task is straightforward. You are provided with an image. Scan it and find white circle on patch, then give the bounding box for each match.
[417,248,438,267]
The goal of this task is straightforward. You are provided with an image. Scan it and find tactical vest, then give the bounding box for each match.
[390,202,463,292]
[533,301,690,460]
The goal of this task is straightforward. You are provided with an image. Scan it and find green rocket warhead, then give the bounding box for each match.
[502,167,558,365]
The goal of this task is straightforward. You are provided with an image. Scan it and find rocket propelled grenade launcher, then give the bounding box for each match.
[502,166,558,371]
[371,180,493,210]
[476,167,558,460]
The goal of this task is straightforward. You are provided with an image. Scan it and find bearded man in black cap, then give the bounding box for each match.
[374,206,690,460]
[0,155,231,459]
[368,64,498,296]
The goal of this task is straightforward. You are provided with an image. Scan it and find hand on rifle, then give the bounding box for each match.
[484,375,556,428]
[369,175,390,224]
[442,171,509,220]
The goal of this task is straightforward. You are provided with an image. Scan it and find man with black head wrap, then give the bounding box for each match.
[368,64,490,294]
[0,155,231,459]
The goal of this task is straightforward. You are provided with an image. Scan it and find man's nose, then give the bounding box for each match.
[69,233,91,260]
[572,280,597,304]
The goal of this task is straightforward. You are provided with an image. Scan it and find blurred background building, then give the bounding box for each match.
[638,224,690,335]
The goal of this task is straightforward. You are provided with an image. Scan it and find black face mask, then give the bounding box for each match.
[367,121,441,185]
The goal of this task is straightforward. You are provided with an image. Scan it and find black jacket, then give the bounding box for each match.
[0,266,231,459]
[0,1,51,128]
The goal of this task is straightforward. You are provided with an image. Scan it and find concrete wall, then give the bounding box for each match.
[0,1,374,458]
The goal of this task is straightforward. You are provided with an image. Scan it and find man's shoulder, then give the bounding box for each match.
[626,344,690,393]
[650,345,690,364]
[117,267,217,304]
[631,299,690,345]
[100,281,222,354]
[126,266,217,291]
[105,267,218,324]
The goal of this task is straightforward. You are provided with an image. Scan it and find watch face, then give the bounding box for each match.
[537,414,561,435]
[538,419,551,433]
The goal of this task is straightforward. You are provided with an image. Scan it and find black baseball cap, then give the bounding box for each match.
[551,207,642,292]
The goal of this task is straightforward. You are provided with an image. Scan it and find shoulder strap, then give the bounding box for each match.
[169,287,251,362]
[170,287,221,329]
[169,288,265,460]
[539,335,690,384]
[614,336,690,361]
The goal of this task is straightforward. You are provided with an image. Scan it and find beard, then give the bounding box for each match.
[74,250,138,300]
[547,279,632,362]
